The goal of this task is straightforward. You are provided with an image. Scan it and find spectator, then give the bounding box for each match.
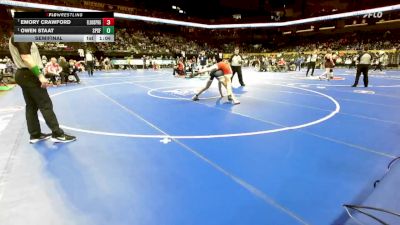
[44,57,62,85]
[85,50,94,76]
[173,58,185,76]
[277,58,287,72]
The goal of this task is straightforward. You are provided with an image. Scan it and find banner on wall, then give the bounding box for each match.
[116,5,138,14]
[83,1,138,14]
[82,1,106,10]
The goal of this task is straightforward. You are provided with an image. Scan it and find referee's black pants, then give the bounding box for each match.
[87,61,94,76]
[15,69,64,138]
[231,66,245,86]
[306,62,316,76]
[353,64,369,87]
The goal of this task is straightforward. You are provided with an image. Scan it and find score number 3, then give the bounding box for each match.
[102,18,115,26]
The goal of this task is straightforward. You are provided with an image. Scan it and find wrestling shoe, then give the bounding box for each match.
[192,95,199,101]
[30,133,51,144]
[51,133,77,143]
[232,99,241,105]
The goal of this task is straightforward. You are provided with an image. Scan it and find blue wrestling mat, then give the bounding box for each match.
[0,68,399,225]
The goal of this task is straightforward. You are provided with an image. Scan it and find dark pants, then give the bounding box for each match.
[45,73,60,84]
[209,69,224,80]
[231,66,244,86]
[61,71,80,83]
[70,72,80,83]
[306,62,316,76]
[15,69,64,138]
[374,62,383,71]
[353,64,369,87]
[173,68,184,76]
[295,63,301,71]
[87,61,94,76]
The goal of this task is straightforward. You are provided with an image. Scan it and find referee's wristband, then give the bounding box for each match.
[30,65,41,77]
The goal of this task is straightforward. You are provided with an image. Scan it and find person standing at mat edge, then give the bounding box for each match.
[8,36,76,143]
[85,50,94,77]
[306,49,318,77]
[230,48,245,86]
[198,50,208,69]
[352,46,372,88]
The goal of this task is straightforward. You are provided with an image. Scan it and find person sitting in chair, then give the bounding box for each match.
[277,58,287,72]
[58,57,69,84]
[44,57,62,85]
[5,58,16,75]
[0,59,6,80]
[68,59,82,83]
[173,58,185,76]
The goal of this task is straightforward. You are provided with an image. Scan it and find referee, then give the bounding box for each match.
[352,46,371,88]
[85,50,94,76]
[306,49,318,77]
[198,50,208,69]
[9,35,76,143]
[230,48,245,86]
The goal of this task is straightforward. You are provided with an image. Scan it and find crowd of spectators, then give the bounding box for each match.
[278,31,400,52]
[1,23,400,73]
[96,28,205,55]
[1,26,398,56]
[75,30,398,56]
[0,34,9,51]
[20,0,400,24]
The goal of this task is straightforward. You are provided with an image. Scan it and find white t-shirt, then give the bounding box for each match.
[86,53,93,61]
[231,55,242,66]
[359,53,372,65]
[310,54,318,62]
[78,49,84,57]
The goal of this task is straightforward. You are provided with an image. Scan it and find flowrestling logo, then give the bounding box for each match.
[363,12,383,18]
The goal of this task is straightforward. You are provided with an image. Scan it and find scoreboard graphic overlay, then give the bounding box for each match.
[14,12,114,42]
